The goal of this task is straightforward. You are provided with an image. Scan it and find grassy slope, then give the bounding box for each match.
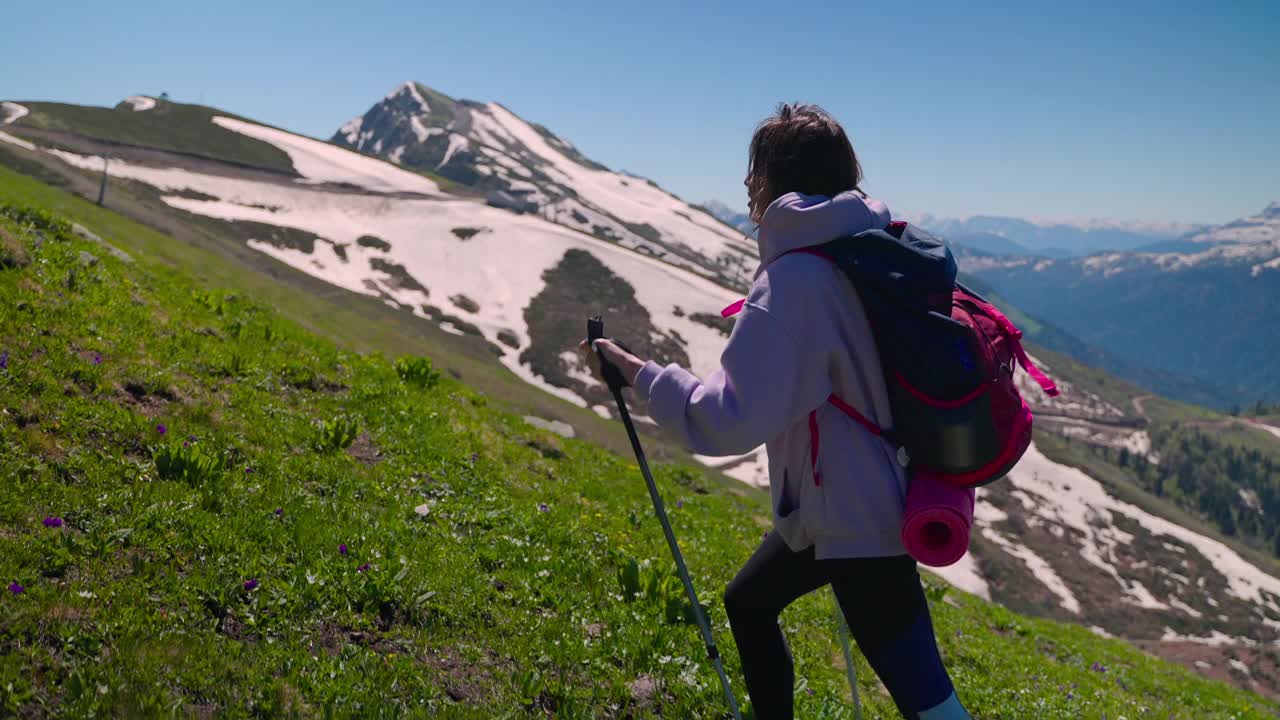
[1,181,1276,719]
[14,100,298,175]
[10,100,472,197]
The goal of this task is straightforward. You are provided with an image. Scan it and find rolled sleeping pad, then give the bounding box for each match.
[901,470,975,567]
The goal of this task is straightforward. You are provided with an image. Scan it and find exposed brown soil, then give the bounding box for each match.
[345,431,382,465]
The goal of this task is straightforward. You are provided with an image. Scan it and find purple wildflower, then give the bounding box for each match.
[188,434,197,442]
[357,563,371,573]
[676,500,683,509]
[274,507,284,517]
[183,440,190,448]
[470,452,478,463]
[8,582,22,594]
[42,517,64,528]
[0,350,7,370]
[1091,661,1108,673]
[537,503,549,513]
[339,544,348,555]
[244,466,254,474]
[243,578,258,591]
[92,353,102,365]
[156,423,167,435]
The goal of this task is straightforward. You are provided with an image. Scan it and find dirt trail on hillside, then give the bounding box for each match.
[1244,418,1280,441]
[1132,394,1153,422]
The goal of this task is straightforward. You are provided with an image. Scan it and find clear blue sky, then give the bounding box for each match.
[3,1,1277,224]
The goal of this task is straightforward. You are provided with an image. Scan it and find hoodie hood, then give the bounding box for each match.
[756,191,891,274]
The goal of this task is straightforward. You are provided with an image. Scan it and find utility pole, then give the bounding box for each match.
[96,157,109,206]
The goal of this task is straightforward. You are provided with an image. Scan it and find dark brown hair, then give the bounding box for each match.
[746,103,864,223]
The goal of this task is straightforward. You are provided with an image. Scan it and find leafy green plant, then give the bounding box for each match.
[616,555,708,626]
[151,441,224,484]
[925,580,951,604]
[220,352,250,377]
[394,355,440,388]
[0,202,74,235]
[314,415,359,452]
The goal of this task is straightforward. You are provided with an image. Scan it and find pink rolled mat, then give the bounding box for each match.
[901,470,975,567]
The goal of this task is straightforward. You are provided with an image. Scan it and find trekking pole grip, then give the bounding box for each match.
[587,316,628,392]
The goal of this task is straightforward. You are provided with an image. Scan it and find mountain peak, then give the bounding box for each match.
[384,81,430,111]
[332,85,756,290]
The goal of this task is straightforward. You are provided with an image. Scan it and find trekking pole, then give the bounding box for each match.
[834,590,864,720]
[588,316,742,720]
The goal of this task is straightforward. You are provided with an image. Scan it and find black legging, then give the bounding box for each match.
[724,532,954,719]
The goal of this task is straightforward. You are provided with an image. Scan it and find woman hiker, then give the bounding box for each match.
[580,103,969,720]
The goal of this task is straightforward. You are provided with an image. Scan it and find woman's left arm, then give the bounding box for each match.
[625,302,830,456]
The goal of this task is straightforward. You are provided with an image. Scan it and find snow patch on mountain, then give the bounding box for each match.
[1,102,28,125]
[1251,255,1280,277]
[1182,203,1280,246]
[1010,444,1280,613]
[439,133,468,168]
[386,80,429,112]
[0,130,36,152]
[985,525,1084,614]
[211,116,441,195]
[1160,628,1257,647]
[693,450,770,488]
[409,116,440,143]
[123,96,156,111]
[928,550,991,601]
[927,439,1280,643]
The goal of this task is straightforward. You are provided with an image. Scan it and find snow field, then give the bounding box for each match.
[211,116,442,196]
[475,103,750,263]
[123,96,156,111]
[0,131,36,152]
[0,102,28,125]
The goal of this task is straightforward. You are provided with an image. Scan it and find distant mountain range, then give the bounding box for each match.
[910,213,1205,258]
[694,201,1205,259]
[700,200,754,236]
[961,202,1280,408]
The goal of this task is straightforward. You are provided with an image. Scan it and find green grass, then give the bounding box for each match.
[14,100,298,175]
[1,184,1276,718]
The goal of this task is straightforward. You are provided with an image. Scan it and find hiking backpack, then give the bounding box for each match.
[724,221,1059,488]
